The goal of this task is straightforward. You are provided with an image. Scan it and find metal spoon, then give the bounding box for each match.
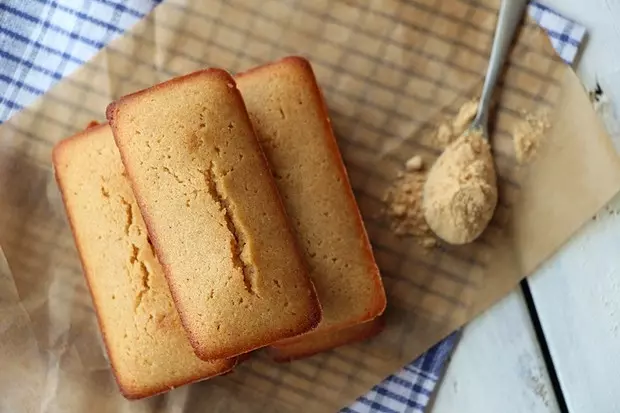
[422,0,528,245]
[471,0,529,138]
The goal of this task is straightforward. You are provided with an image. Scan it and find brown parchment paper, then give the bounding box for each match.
[1,0,620,411]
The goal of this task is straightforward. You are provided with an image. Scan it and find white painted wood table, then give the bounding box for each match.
[431,1,620,412]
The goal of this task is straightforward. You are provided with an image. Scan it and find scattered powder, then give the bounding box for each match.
[434,122,454,148]
[513,110,550,164]
[384,100,553,245]
[404,155,423,172]
[430,99,480,149]
[383,99,487,247]
[422,129,498,245]
[452,100,479,136]
[383,164,438,249]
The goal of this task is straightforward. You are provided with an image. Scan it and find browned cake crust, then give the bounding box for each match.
[236,57,386,341]
[106,69,322,360]
[269,318,385,362]
[52,124,236,399]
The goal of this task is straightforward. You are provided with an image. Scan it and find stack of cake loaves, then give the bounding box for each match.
[53,56,387,399]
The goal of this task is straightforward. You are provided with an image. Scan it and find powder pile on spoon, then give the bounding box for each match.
[422,129,498,245]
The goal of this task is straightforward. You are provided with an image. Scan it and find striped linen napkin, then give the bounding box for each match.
[0,1,585,411]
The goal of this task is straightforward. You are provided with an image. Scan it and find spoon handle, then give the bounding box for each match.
[474,0,529,129]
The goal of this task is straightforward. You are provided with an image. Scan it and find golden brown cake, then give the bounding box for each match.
[106,69,322,360]
[269,318,385,362]
[236,57,386,346]
[52,124,236,399]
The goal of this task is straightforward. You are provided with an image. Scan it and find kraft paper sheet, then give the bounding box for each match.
[1,0,619,411]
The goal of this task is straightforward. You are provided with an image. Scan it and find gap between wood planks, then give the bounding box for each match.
[521,279,570,413]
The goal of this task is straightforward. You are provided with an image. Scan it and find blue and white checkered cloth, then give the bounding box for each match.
[0,1,585,412]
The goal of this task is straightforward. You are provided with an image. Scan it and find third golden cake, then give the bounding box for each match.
[236,57,387,356]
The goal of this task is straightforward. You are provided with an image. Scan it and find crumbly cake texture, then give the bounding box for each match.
[236,57,386,338]
[52,125,236,399]
[106,69,322,360]
[269,317,384,362]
